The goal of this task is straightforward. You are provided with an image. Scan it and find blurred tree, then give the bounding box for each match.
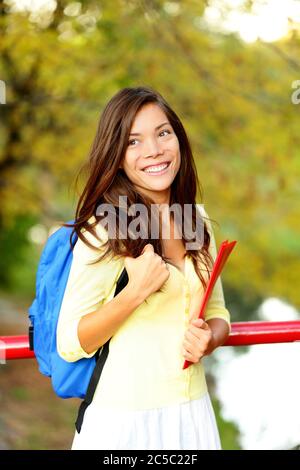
[0,0,299,313]
[2,0,300,452]
[212,396,241,450]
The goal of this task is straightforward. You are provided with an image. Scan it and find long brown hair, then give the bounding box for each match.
[63,86,214,290]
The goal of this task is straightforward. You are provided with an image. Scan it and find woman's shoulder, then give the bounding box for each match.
[80,215,109,247]
[73,216,114,264]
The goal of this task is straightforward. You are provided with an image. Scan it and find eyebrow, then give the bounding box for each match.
[129,121,170,136]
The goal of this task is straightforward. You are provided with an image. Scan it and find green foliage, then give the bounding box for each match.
[212,397,242,450]
[1,2,299,451]
[0,215,40,296]
[0,0,299,315]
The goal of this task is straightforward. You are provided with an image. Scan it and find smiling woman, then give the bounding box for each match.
[119,103,181,205]
[56,86,231,450]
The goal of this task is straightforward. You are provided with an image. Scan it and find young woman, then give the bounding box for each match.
[56,86,231,450]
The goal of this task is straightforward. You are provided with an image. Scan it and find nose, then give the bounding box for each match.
[143,136,162,159]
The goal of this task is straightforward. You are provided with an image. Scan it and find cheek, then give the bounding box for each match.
[122,154,137,174]
[122,156,144,183]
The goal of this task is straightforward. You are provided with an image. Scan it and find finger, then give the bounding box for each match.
[185,328,204,342]
[184,329,205,349]
[183,338,194,352]
[183,338,205,359]
[142,243,154,254]
[191,318,204,327]
[188,325,209,339]
[192,318,209,330]
[182,349,198,363]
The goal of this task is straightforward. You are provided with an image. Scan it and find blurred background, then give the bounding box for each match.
[0,0,300,450]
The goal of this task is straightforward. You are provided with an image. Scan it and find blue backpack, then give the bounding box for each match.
[28,220,128,432]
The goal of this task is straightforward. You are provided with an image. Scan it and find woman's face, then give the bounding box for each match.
[120,103,181,205]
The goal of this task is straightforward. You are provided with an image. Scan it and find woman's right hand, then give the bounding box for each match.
[124,244,170,302]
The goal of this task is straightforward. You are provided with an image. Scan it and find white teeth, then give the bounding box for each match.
[143,163,169,173]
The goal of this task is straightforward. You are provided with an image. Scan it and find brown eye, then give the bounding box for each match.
[159,129,171,137]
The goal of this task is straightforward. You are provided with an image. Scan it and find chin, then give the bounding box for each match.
[140,175,174,186]
[144,183,172,192]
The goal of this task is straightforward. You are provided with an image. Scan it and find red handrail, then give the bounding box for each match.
[1,321,300,360]
[0,335,35,360]
[228,320,300,346]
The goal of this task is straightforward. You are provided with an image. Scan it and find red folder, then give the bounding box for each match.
[182,239,237,370]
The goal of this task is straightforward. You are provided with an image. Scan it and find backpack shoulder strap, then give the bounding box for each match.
[75,267,129,434]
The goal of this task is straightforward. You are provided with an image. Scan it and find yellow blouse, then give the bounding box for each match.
[56,208,231,411]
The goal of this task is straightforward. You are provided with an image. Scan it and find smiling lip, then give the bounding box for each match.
[142,161,171,174]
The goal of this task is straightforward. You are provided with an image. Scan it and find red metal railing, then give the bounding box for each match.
[0,335,35,360]
[1,321,300,360]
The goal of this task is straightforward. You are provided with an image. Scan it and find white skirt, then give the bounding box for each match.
[71,392,221,450]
